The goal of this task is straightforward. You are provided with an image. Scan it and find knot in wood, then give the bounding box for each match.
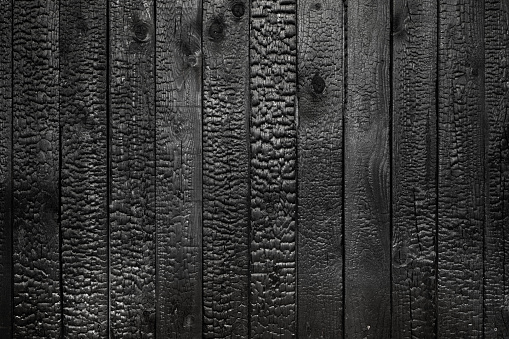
[311,73,325,94]
[133,22,150,42]
[231,2,245,17]
[209,20,224,40]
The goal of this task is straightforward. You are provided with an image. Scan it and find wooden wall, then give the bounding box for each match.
[0,0,508,338]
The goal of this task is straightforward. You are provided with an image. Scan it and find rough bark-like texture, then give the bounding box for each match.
[250,0,297,336]
[297,0,343,337]
[344,0,391,337]
[484,1,509,337]
[60,0,108,336]
[0,0,11,336]
[12,0,61,337]
[202,0,250,337]
[109,0,156,337]
[155,1,202,337]
[437,0,485,337]
[391,0,437,337]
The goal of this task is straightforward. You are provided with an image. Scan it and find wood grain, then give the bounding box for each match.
[60,0,108,336]
[484,0,509,337]
[344,0,391,337]
[0,0,11,336]
[202,0,250,337]
[297,0,344,337]
[155,1,202,337]
[250,0,298,336]
[391,0,437,337]
[437,0,485,337]
[109,0,156,336]
[12,0,61,336]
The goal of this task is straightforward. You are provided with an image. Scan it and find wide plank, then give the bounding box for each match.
[12,0,61,336]
[109,0,156,336]
[297,0,344,337]
[155,0,202,337]
[60,0,108,336]
[202,0,250,337]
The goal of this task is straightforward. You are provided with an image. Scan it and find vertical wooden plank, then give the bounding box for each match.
[202,0,249,337]
[0,0,11,335]
[60,0,108,336]
[109,0,156,336]
[155,0,202,337]
[296,0,343,337]
[391,0,437,337]
[250,0,297,336]
[344,0,391,337]
[437,0,485,337]
[484,1,509,337]
[12,0,61,337]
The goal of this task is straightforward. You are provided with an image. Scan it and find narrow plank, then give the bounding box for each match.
[296,0,344,337]
[437,0,485,337]
[391,0,437,337]
[250,0,297,335]
[344,0,391,337]
[202,0,250,337]
[484,1,509,337]
[60,0,108,336]
[109,0,156,336]
[155,1,202,337]
[0,0,12,335]
[12,0,61,336]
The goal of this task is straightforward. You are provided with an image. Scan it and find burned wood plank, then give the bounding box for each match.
[60,0,108,336]
[297,0,344,337]
[437,0,485,337]
[202,0,250,337]
[250,0,298,336]
[109,0,156,336]
[484,1,509,337]
[12,0,61,336]
[344,0,391,337]
[0,0,12,336]
[391,0,437,337]
[155,1,202,337]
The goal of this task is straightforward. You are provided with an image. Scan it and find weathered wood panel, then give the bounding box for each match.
[155,0,203,337]
[485,0,509,337]
[297,0,344,337]
[391,0,437,337]
[250,0,298,336]
[437,0,485,337]
[109,0,156,336]
[60,0,108,336]
[0,0,11,336]
[344,0,391,337]
[202,0,250,337]
[12,0,61,336]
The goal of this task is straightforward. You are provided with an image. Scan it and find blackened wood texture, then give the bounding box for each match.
[109,0,156,336]
[484,1,509,337]
[391,0,437,337]
[344,0,391,337]
[0,0,11,336]
[12,0,61,337]
[155,1,202,337]
[437,0,485,337]
[250,0,298,336]
[60,0,108,336]
[202,0,250,337]
[296,0,344,337]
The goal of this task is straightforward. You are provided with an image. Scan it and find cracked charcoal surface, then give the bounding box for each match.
[12,0,61,337]
[155,0,202,337]
[391,0,437,338]
[344,0,391,338]
[202,0,250,337]
[60,0,108,337]
[250,0,297,336]
[109,0,156,337]
[297,0,344,337]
